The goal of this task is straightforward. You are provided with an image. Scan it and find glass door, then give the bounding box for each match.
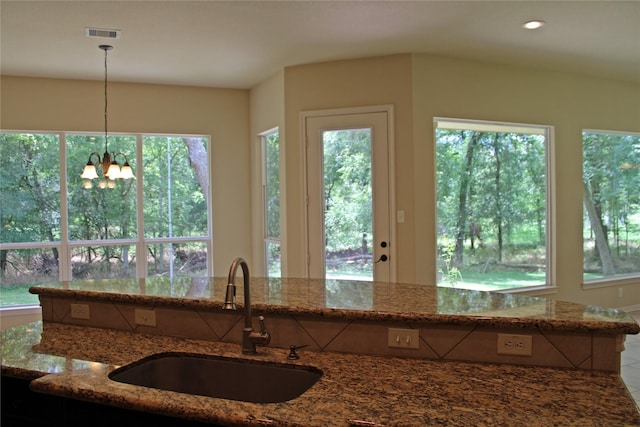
[305,110,392,282]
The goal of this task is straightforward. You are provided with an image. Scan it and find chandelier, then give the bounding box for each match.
[81,45,134,188]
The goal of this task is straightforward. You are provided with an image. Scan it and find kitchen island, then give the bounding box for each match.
[28,277,639,371]
[2,321,640,426]
[2,277,639,426]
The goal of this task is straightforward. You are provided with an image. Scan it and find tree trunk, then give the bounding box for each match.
[182,137,209,202]
[492,134,503,263]
[454,131,480,266]
[583,181,615,276]
[0,249,7,277]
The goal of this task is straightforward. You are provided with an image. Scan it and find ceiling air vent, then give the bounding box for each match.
[85,27,121,39]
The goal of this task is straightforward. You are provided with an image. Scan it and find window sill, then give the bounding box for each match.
[497,285,559,296]
[583,275,640,289]
[1,305,42,330]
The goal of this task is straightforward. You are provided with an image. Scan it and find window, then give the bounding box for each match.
[435,119,552,291]
[261,130,281,277]
[0,131,211,307]
[583,130,640,283]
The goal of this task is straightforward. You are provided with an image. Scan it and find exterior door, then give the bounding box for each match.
[304,107,393,282]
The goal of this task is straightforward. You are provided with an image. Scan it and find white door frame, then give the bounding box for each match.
[300,105,396,282]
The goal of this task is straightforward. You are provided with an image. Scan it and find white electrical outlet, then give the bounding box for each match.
[134,309,156,327]
[497,334,532,356]
[388,328,420,349]
[70,303,90,320]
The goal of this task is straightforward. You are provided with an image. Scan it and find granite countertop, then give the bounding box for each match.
[2,321,640,426]
[30,277,640,334]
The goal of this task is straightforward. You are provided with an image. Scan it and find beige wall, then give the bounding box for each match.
[277,53,639,307]
[0,75,252,273]
[2,51,639,309]
[282,54,415,280]
[411,54,640,307]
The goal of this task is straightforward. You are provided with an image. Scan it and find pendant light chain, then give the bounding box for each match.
[103,45,110,154]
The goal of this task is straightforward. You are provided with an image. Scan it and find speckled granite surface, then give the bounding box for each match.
[30,277,639,333]
[2,322,639,426]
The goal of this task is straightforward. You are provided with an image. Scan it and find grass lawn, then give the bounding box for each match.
[1,270,546,307]
[440,270,547,291]
[0,269,612,308]
[0,284,40,306]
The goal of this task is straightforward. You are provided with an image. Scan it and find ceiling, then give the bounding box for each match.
[1,0,639,89]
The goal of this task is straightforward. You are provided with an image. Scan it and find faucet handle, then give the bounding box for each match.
[246,315,271,353]
[287,344,309,360]
[258,315,267,334]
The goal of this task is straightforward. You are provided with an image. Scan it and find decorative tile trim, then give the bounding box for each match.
[38,297,623,372]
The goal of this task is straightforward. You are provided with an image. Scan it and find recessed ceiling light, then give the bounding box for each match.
[522,20,545,30]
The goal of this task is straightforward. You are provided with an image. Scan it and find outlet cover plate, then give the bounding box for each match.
[388,328,420,349]
[134,309,156,327]
[70,303,90,320]
[497,333,532,356]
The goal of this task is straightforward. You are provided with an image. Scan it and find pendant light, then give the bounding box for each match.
[81,44,134,187]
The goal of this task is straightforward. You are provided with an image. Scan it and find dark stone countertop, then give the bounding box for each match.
[2,321,639,426]
[29,277,640,334]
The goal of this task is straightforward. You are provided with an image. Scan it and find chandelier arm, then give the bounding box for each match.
[87,152,102,165]
[112,152,129,163]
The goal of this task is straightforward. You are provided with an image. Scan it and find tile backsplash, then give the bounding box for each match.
[40,295,623,372]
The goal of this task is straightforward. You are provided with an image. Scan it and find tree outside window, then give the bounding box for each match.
[0,132,210,307]
[435,119,550,290]
[262,131,281,277]
[583,130,640,282]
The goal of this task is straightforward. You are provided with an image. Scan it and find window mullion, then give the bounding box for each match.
[135,134,147,278]
[59,132,71,281]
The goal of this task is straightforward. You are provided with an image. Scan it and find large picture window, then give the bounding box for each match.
[0,131,211,307]
[583,130,640,284]
[435,119,552,291]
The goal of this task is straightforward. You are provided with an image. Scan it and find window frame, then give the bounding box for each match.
[582,128,640,289]
[0,130,213,308]
[433,118,556,293]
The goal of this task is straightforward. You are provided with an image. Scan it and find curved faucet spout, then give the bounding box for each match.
[222,257,249,311]
[222,257,271,354]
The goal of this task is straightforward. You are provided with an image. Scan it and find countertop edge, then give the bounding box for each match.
[30,286,640,335]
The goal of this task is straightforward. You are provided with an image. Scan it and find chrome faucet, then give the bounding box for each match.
[222,257,271,354]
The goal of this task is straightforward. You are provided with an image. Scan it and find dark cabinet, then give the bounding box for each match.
[1,376,65,427]
[2,376,220,427]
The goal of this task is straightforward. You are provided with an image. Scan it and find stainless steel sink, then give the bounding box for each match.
[108,352,322,403]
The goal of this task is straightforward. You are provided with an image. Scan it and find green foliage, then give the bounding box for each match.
[0,132,210,293]
[142,136,208,238]
[437,129,546,246]
[583,131,640,278]
[68,135,137,241]
[436,128,548,287]
[265,133,280,239]
[323,129,372,253]
[437,240,462,285]
[0,133,61,244]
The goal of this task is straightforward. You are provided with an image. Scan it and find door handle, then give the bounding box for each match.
[375,241,388,262]
[376,254,388,263]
